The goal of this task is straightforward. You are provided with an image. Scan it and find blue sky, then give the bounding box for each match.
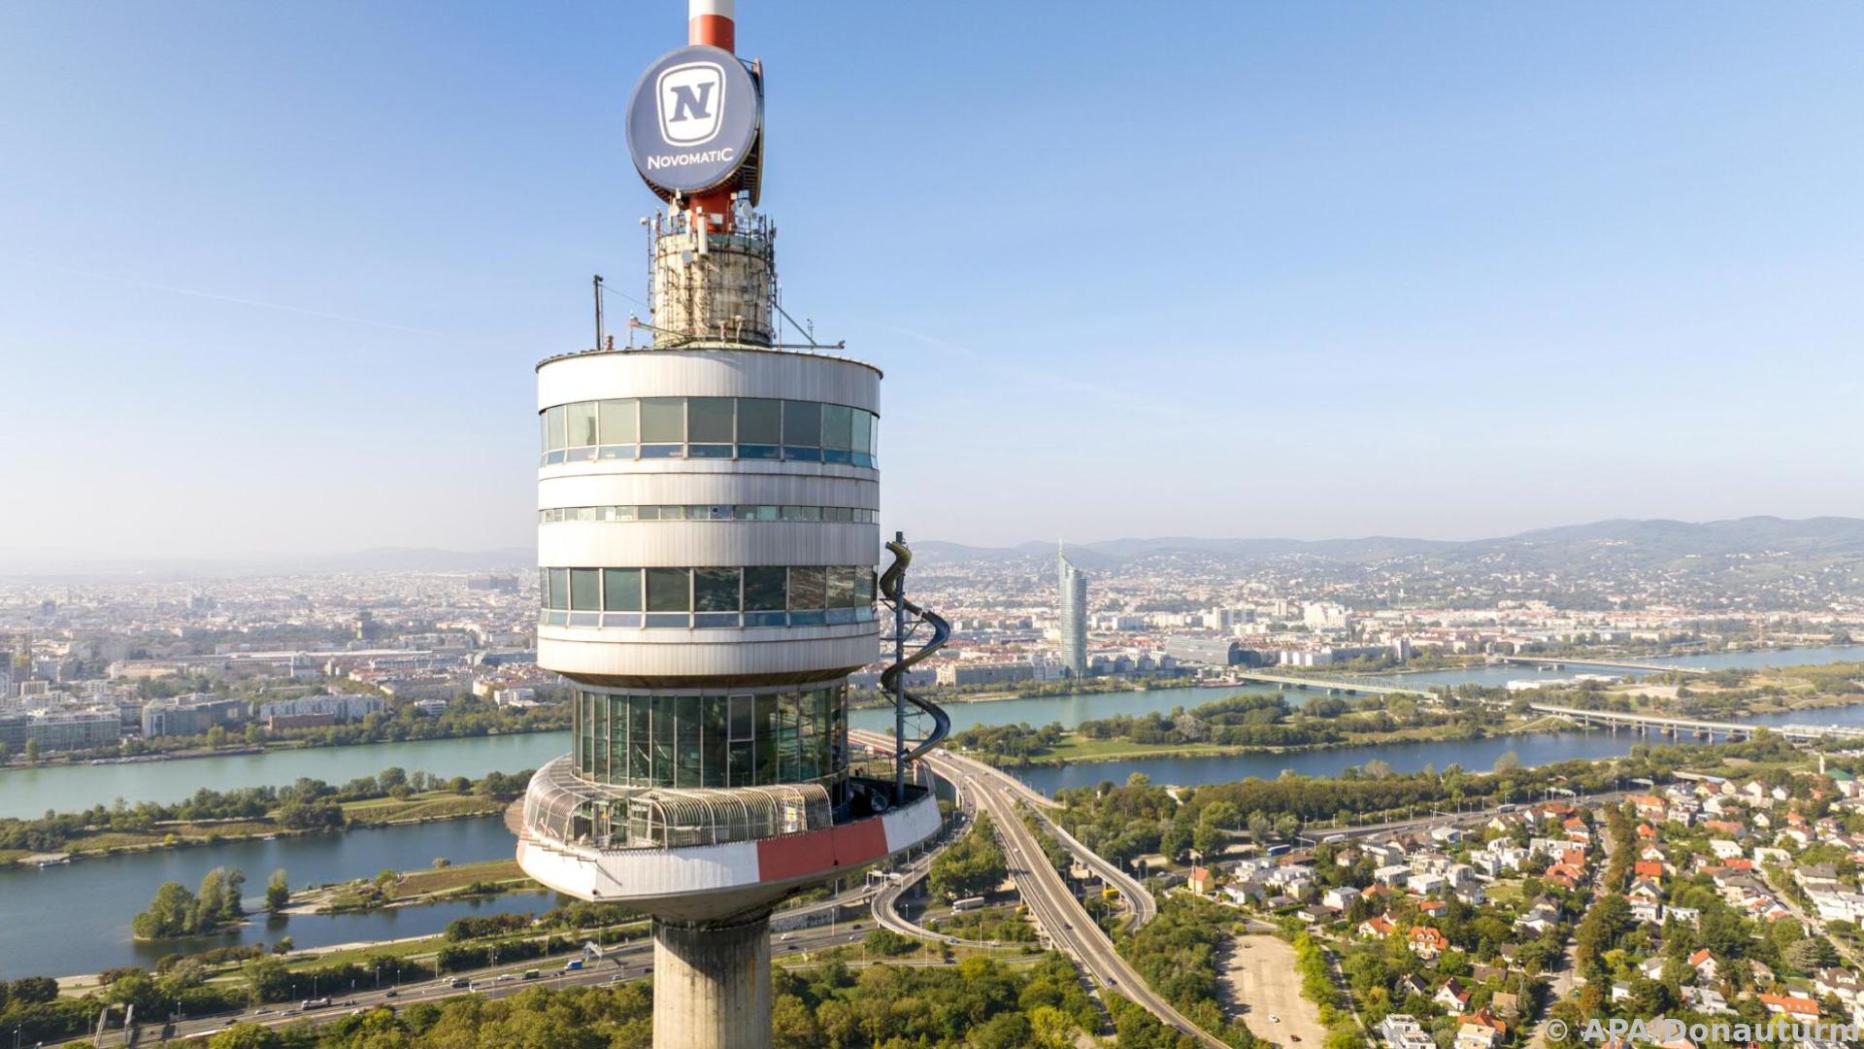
[3,2,1862,558]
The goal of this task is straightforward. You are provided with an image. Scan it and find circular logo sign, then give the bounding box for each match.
[626,44,761,196]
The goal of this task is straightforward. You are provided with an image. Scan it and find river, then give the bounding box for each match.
[0,816,547,981]
[0,643,1853,978]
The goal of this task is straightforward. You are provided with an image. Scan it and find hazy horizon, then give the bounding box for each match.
[6,2,1864,559]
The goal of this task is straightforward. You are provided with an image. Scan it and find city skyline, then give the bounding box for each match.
[6,2,1864,558]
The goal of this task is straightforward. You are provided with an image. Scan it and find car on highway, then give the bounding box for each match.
[384,990,399,999]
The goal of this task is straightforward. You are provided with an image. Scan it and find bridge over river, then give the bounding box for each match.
[1529,703,1864,742]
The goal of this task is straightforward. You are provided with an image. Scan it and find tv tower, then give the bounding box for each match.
[516,3,950,1046]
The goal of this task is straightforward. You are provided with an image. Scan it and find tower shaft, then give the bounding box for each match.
[653,910,773,1049]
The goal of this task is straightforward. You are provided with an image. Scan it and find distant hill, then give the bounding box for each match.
[916,516,1864,576]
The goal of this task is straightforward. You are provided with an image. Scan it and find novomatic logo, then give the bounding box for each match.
[627,44,760,196]
[657,61,725,146]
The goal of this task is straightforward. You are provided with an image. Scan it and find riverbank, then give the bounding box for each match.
[0,723,566,774]
[0,787,513,870]
[961,712,1577,769]
[293,858,537,915]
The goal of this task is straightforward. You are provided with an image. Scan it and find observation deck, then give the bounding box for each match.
[515,756,939,921]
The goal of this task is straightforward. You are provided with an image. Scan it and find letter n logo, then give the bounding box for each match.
[657,61,726,146]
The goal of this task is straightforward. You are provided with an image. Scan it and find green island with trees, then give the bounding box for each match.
[0,766,531,868]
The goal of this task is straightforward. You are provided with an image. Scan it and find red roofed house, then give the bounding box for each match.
[1359,914,1397,939]
[1410,926,1451,960]
[1760,994,1821,1022]
[1634,860,1665,881]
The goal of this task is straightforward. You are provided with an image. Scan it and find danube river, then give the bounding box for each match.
[0,817,543,981]
[0,643,1853,978]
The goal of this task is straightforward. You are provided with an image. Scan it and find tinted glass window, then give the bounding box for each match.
[567,402,598,447]
[781,400,820,446]
[787,567,825,610]
[822,405,853,451]
[743,567,787,610]
[598,399,637,443]
[826,566,858,608]
[640,398,685,443]
[689,398,734,443]
[570,568,600,610]
[645,568,691,612]
[603,568,642,611]
[852,411,872,456]
[694,568,741,612]
[547,567,568,609]
[544,405,567,450]
[737,398,781,443]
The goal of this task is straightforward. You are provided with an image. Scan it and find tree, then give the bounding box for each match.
[265,870,290,914]
[24,737,39,763]
[206,725,228,749]
[1493,751,1522,773]
[132,882,199,940]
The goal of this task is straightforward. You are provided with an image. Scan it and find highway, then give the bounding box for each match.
[905,744,1228,1048]
[86,921,873,1046]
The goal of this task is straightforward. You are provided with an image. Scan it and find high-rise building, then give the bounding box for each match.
[514,4,946,1047]
[1059,543,1088,677]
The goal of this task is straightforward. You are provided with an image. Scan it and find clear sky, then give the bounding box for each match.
[3,2,1862,559]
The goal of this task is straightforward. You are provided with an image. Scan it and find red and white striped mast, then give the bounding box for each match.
[688,0,737,231]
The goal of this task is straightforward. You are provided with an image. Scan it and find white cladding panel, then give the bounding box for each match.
[539,522,878,569]
[537,631,876,678]
[537,349,880,413]
[538,470,877,510]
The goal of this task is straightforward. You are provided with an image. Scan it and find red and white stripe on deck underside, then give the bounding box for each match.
[517,797,938,901]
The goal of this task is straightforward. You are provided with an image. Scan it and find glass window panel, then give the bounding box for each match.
[570,569,600,610]
[640,443,682,459]
[729,741,754,787]
[852,410,872,457]
[652,701,676,787]
[640,397,685,443]
[737,398,781,443]
[646,568,692,612]
[606,697,627,784]
[689,398,734,443]
[700,696,729,787]
[676,706,703,788]
[603,568,642,612]
[694,568,742,612]
[855,567,875,604]
[781,400,820,447]
[597,444,636,460]
[630,697,652,785]
[729,694,755,741]
[827,566,858,608]
[544,405,567,450]
[567,402,598,447]
[598,399,637,444]
[755,695,780,784]
[547,568,569,610]
[822,405,853,451]
[689,443,732,459]
[787,567,826,610]
[743,567,787,611]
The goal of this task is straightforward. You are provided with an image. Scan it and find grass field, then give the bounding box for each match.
[342,792,507,823]
[390,858,529,899]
